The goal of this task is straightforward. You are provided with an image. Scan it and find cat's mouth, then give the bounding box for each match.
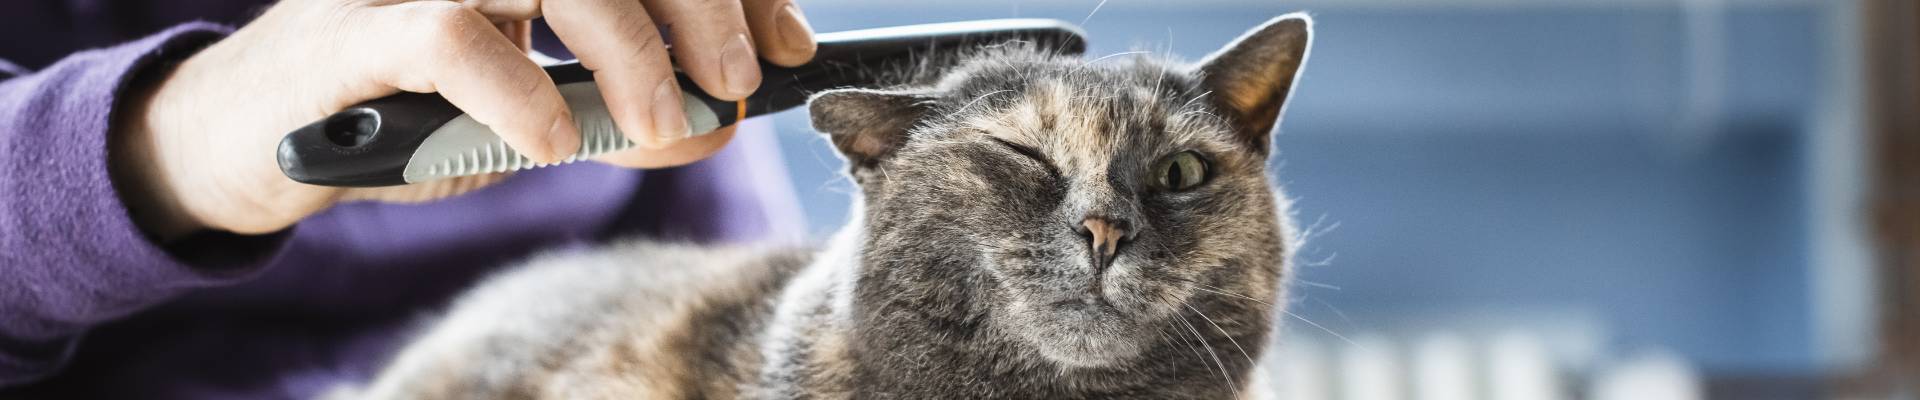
[1022,305,1147,367]
[1050,291,1114,309]
[1047,298,1119,321]
[1005,279,1167,367]
[988,246,1191,367]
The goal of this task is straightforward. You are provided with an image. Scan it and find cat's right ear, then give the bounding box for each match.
[1195,13,1312,155]
[808,88,937,169]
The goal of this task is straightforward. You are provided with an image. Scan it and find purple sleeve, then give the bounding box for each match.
[0,22,286,386]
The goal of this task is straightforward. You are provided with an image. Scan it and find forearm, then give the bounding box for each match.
[0,22,285,386]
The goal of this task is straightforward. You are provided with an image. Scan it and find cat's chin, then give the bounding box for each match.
[1012,301,1153,368]
[1036,334,1148,368]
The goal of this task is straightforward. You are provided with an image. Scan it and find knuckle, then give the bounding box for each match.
[416,3,483,47]
[620,23,668,63]
[411,1,467,23]
[693,0,739,16]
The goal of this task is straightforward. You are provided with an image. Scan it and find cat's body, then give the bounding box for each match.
[337,243,810,399]
[336,14,1314,399]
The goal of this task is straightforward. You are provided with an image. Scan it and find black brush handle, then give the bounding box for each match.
[275,63,718,187]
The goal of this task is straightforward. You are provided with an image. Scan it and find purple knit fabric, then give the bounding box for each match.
[0,6,805,399]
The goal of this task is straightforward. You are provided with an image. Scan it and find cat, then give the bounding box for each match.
[332,13,1313,400]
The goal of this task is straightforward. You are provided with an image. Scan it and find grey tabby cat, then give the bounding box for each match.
[333,13,1313,400]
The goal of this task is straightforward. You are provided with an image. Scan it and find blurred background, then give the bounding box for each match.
[756,0,1917,398]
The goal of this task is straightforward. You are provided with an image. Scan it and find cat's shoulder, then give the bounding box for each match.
[506,240,813,281]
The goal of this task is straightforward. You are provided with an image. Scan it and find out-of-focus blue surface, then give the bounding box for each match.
[765,0,1824,375]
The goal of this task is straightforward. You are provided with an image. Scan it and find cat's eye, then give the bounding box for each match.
[1151,151,1210,191]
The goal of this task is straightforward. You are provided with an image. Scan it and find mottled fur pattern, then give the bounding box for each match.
[334,14,1314,399]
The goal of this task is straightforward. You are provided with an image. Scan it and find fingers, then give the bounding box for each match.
[365,2,580,163]
[459,0,542,22]
[639,0,760,101]
[540,0,687,149]
[742,0,817,67]
[595,125,737,169]
[364,0,809,163]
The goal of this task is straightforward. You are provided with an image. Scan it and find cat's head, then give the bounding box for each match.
[810,15,1311,369]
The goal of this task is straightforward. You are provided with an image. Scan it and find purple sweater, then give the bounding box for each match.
[0,3,804,399]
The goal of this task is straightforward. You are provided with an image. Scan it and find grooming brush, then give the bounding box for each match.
[276,19,1087,187]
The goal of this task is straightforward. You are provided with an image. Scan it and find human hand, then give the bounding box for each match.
[111,0,817,240]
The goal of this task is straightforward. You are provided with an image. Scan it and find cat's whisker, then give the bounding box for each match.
[1311,297,1357,327]
[1184,303,1257,369]
[1282,309,1362,349]
[1296,253,1339,269]
[1151,55,1169,104]
[1163,319,1209,375]
[953,89,1013,116]
[1172,109,1221,121]
[1180,90,1214,111]
[1192,285,1273,307]
[1163,318,1217,389]
[1171,305,1240,397]
[1079,0,1110,28]
[1290,215,1340,263]
[1294,279,1341,291]
[1296,217,1341,247]
[1086,50,1151,65]
[1156,297,1238,395]
[1163,27,1177,62]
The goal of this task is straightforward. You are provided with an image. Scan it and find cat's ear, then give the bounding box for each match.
[809,88,937,169]
[1195,13,1313,154]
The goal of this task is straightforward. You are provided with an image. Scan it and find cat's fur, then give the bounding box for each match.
[334,14,1313,399]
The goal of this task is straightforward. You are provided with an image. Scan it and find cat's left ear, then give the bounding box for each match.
[809,88,939,171]
[1196,13,1313,154]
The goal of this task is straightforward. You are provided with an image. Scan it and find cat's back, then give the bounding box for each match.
[336,242,813,400]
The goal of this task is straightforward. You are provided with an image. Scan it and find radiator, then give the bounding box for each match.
[1258,331,1704,400]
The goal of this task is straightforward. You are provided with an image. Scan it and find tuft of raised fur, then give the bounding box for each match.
[337,13,1314,399]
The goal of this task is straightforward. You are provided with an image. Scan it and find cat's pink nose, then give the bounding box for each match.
[1079,216,1133,274]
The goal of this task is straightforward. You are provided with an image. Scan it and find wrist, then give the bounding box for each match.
[111,58,209,242]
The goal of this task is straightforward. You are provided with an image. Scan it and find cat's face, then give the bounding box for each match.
[811,15,1311,369]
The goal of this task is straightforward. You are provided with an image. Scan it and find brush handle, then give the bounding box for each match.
[277,19,1086,187]
[275,63,731,187]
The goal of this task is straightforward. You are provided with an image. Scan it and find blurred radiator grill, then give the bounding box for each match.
[1260,332,1704,400]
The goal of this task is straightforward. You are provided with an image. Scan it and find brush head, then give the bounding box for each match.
[743,19,1088,119]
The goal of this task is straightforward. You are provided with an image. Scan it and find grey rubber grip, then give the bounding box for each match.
[400,81,722,184]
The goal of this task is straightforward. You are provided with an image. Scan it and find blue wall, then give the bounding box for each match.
[768,1,1824,374]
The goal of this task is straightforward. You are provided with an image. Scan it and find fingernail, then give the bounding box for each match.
[776,3,817,57]
[720,33,762,98]
[547,114,580,162]
[652,77,689,143]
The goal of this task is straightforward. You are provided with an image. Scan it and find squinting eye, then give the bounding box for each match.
[1151,151,1210,191]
